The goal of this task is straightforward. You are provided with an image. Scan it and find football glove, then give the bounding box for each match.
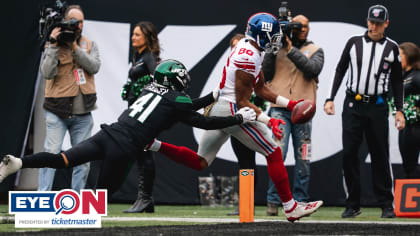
[236,107,256,123]
[286,99,304,111]
[267,118,286,140]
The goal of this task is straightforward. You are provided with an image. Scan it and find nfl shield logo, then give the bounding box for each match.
[373,9,383,17]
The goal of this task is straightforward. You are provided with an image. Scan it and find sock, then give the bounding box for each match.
[145,139,162,152]
[283,199,297,213]
[22,152,67,169]
[159,142,203,170]
[266,147,293,203]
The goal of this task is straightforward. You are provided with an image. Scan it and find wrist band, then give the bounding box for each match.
[257,113,270,124]
[275,95,289,107]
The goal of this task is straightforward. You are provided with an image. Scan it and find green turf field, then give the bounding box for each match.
[0,203,418,233]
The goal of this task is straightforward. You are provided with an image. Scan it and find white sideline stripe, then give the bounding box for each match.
[296,219,420,225]
[103,217,239,223]
[1,216,420,225]
[102,217,420,225]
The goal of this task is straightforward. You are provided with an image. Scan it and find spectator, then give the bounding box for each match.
[324,5,405,218]
[39,5,100,192]
[121,21,160,213]
[263,14,324,216]
[397,42,420,178]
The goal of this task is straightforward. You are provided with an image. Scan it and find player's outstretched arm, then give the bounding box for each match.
[191,87,219,111]
[179,107,255,130]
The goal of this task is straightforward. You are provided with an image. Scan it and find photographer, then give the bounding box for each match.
[39,5,101,192]
[262,14,324,216]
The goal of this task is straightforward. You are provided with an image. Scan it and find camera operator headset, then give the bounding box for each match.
[39,4,101,192]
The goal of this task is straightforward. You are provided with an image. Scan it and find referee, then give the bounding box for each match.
[324,5,405,218]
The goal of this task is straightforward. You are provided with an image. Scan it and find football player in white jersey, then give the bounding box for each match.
[146,12,323,222]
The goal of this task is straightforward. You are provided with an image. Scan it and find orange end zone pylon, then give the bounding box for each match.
[239,169,254,223]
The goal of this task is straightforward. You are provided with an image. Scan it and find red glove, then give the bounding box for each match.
[267,118,286,140]
[286,99,304,111]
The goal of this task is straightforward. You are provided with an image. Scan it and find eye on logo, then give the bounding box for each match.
[9,189,107,215]
[261,22,273,32]
[241,170,249,176]
[9,189,107,228]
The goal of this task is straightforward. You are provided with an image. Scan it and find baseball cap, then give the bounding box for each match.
[367,5,389,23]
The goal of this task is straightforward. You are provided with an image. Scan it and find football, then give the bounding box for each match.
[291,100,316,124]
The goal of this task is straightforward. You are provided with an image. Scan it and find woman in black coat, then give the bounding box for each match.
[121,21,160,213]
[398,42,420,178]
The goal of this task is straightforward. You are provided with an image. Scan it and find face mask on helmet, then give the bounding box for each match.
[245,12,280,50]
[153,59,191,92]
[267,32,283,52]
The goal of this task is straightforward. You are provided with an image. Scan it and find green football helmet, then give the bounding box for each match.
[153,59,190,92]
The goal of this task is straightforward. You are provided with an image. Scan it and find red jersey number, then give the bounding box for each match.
[238,48,254,56]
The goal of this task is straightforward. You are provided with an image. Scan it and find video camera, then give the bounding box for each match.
[278,1,302,46]
[39,0,79,50]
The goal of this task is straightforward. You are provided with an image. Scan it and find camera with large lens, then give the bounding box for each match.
[278,1,302,46]
[55,18,79,43]
[39,0,78,50]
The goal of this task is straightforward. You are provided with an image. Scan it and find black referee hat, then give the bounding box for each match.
[367,5,389,23]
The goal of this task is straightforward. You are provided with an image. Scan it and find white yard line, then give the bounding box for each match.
[91,217,420,225]
[103,217,239,223]
[1,216,419,225]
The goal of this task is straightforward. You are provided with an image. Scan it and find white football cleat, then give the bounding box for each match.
[284,200,323,222]
[0,155,22,183]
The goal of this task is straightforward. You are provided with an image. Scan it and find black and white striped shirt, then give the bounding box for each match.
[328,31,403,110]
